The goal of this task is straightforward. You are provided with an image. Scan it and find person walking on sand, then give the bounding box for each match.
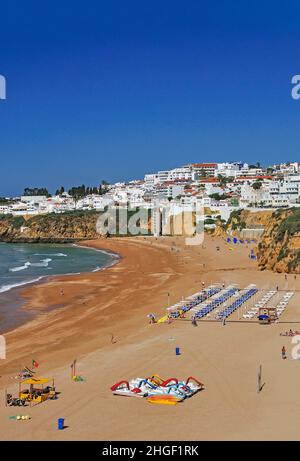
[191,315,198,327]
[281,346,287,360]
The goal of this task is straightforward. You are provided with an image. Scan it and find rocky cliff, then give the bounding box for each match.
[257,208,300,273]
[0,209,152,242]
[210,209,273,238]
[211,207,300,273]
[226,209,273,235]
[0,211,103,243]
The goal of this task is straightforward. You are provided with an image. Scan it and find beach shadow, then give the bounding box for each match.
[259,382,266,392]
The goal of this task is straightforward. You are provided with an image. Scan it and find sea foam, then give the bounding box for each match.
[34,253,67,257]
[0,276,44,293]
[9,262,31,272]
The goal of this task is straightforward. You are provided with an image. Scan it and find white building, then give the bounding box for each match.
[275,162,300,175]
[240,181,293,208]
[167,167,193,181]
[0,205,11,214]
[215,162,246,178]
[144,174,159,191]
[236,167,264,177]
[267,176,300,203]
[154,183,185,199]
[157,171,169,183]
[189,163,217,178]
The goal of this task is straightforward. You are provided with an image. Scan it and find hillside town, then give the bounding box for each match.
[1,162,300,225]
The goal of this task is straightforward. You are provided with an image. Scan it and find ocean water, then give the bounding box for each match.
[0,242,116,294]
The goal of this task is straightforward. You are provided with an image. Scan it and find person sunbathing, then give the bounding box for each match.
[280,330,300,337]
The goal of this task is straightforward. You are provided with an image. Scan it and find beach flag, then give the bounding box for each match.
[32,359,39,368]
[71,359,77,378]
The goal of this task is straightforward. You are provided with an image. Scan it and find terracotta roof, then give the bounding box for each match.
[192,163,218,168]
[199,178,219,183]
[235,175,273,180]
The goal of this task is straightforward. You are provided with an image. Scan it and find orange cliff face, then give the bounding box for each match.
[211,209,273,239]
[209,208,300,274]
[257,209,300,274]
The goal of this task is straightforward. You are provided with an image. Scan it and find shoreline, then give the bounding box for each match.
[0,240,119,295]
[0,241,120,333]
[0,236,180,388]
[74,241,122,272]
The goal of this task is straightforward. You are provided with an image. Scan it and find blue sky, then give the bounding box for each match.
[1,0,300,195]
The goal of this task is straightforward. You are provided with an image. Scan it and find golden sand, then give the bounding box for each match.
[0,235,299,440]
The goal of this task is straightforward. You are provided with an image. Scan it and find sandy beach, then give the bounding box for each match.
[0,235,300,440]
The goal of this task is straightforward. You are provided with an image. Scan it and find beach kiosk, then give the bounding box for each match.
[19,377,56,405]
[258,307,277,324]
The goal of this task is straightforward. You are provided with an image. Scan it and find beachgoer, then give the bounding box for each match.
[60,289,64,296]
[222,283,225,289]
[281,346,287,360]
[276,285,279,291]
[148,313,156,324]
[191,315,198,327]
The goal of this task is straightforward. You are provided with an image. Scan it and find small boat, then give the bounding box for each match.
[110,380,146,397]
[111,375,204,400]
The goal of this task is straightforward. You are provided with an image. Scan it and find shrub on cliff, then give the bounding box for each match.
[10,216,26,229]
[288,250,300,272]
[275,208,300,242]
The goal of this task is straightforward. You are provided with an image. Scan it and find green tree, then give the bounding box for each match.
[252,181,262,190]
[99,180,109,195]
[23,187,50,197]
[217,174,228,187]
